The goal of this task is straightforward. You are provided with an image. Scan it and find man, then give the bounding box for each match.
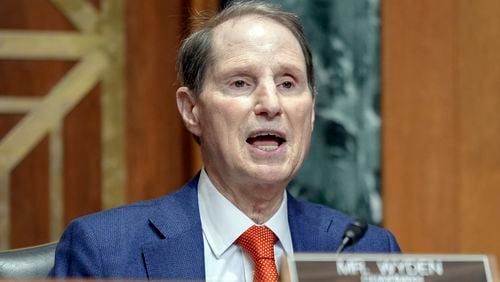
[50,1,400,280]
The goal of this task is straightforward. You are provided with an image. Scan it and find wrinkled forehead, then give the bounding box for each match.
[210,14,305,65]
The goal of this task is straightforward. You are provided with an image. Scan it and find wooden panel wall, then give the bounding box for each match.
[0,0,219,249]
[0,0,80,248]
[382,0,500,263]
[125,1,192,202]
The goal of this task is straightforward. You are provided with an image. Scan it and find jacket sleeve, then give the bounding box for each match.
[48,219,103,278]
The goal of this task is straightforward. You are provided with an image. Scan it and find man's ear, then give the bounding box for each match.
[176,87,201,137]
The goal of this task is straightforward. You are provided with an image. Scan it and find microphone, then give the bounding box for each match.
[335,218,368,254]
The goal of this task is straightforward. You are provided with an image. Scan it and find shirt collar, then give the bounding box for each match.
[198,169,294,258]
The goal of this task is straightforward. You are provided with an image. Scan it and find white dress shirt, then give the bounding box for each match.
[197,169,294,282]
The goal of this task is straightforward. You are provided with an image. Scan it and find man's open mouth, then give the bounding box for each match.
[246,132,286,152]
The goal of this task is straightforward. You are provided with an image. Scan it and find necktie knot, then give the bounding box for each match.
[237,225,279,282]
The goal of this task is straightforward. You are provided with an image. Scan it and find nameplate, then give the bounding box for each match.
[282,253,497,282]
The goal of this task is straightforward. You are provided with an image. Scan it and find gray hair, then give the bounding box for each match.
[177,0,316,97]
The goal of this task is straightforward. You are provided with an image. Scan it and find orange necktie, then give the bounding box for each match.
[236,225,279,282]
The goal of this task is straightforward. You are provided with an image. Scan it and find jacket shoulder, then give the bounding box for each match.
[289,196,401,253]
[50,177,200,278]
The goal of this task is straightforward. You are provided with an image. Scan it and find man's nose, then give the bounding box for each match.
[253,82,283,119]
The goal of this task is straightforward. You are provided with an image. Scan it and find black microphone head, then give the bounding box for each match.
[344,218,368,246]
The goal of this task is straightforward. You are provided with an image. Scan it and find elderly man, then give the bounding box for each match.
[50,1,400,281]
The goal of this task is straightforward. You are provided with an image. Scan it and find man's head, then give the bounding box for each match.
[177,1,316,97]
[176,1,315,194]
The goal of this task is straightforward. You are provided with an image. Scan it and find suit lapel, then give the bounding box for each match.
[141,174,205,280]
[287,193,343,252]
[288,194,319,252]
[142,229,205,280]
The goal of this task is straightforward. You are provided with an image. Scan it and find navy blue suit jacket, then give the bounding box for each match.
[50,174,400,279]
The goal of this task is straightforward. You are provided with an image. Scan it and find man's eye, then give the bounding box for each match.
[233,80,247,88]
[281,81,293,89]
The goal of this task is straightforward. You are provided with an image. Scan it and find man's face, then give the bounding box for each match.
[184,15,314,190]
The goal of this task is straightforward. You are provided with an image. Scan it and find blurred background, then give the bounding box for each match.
[0,0,499,267]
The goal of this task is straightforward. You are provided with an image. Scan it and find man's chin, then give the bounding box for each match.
[245,166,294,186]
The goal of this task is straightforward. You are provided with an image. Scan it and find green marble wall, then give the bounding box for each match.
[221,0,382,223]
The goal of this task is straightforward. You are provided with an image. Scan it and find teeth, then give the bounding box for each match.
[256,145,279,151]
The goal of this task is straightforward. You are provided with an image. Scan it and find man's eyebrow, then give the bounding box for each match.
[212,58,306,80]
[215,65,260,77]
[276,64,306,75]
